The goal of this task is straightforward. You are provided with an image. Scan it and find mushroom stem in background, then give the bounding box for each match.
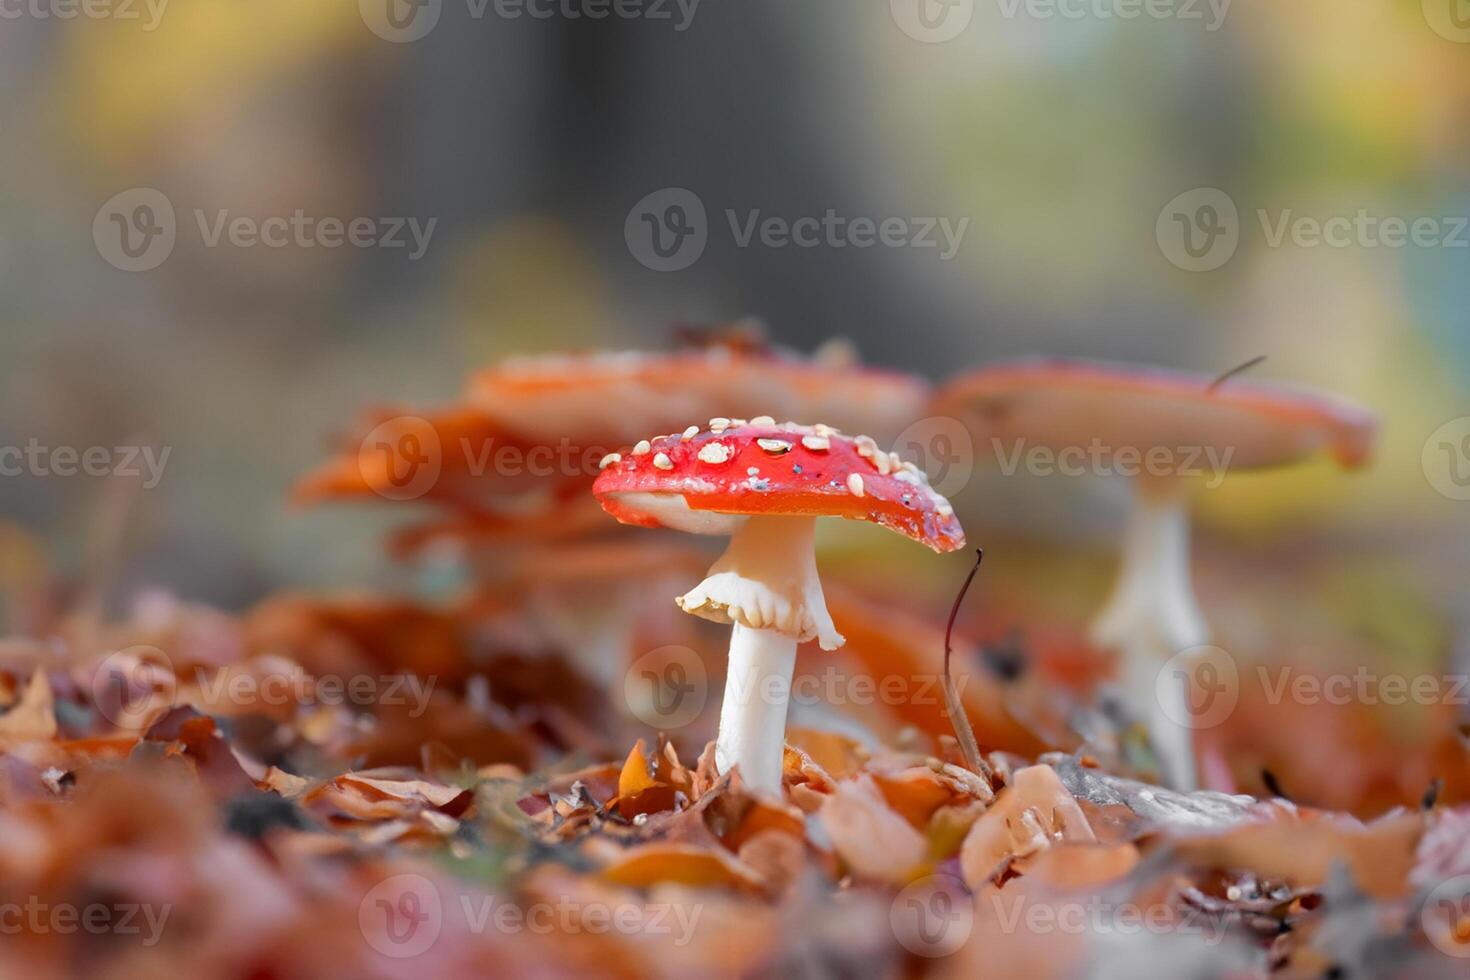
[1091,477,1207,657]
[935,358,1378,792]
[1091,476,1206,790]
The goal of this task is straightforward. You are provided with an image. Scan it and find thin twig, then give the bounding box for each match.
[1207,355,1268,393]
[944,548,993,781]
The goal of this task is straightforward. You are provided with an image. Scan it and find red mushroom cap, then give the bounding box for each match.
[934,358,1378,471]
[592,420,966,553]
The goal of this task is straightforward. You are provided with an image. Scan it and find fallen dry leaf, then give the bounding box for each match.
[820,774,929,884]
[960,764,1096,889]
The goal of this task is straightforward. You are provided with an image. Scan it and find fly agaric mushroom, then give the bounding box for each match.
[935,359,1376,789]
[593,420,965,793]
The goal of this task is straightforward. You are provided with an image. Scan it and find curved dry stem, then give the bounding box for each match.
[944,549,993,782]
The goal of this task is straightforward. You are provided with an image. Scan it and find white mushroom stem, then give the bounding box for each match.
[1092,477,1208,653]
[715,623,797,794]
[677,515,842,795]
[1090,476,1207,790]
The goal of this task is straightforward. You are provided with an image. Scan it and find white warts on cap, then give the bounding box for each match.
[698,443,733,464]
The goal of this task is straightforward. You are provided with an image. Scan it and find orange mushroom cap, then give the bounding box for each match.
[470,345,929,446]
[292,406,589,509]
[934,358,1378,471]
